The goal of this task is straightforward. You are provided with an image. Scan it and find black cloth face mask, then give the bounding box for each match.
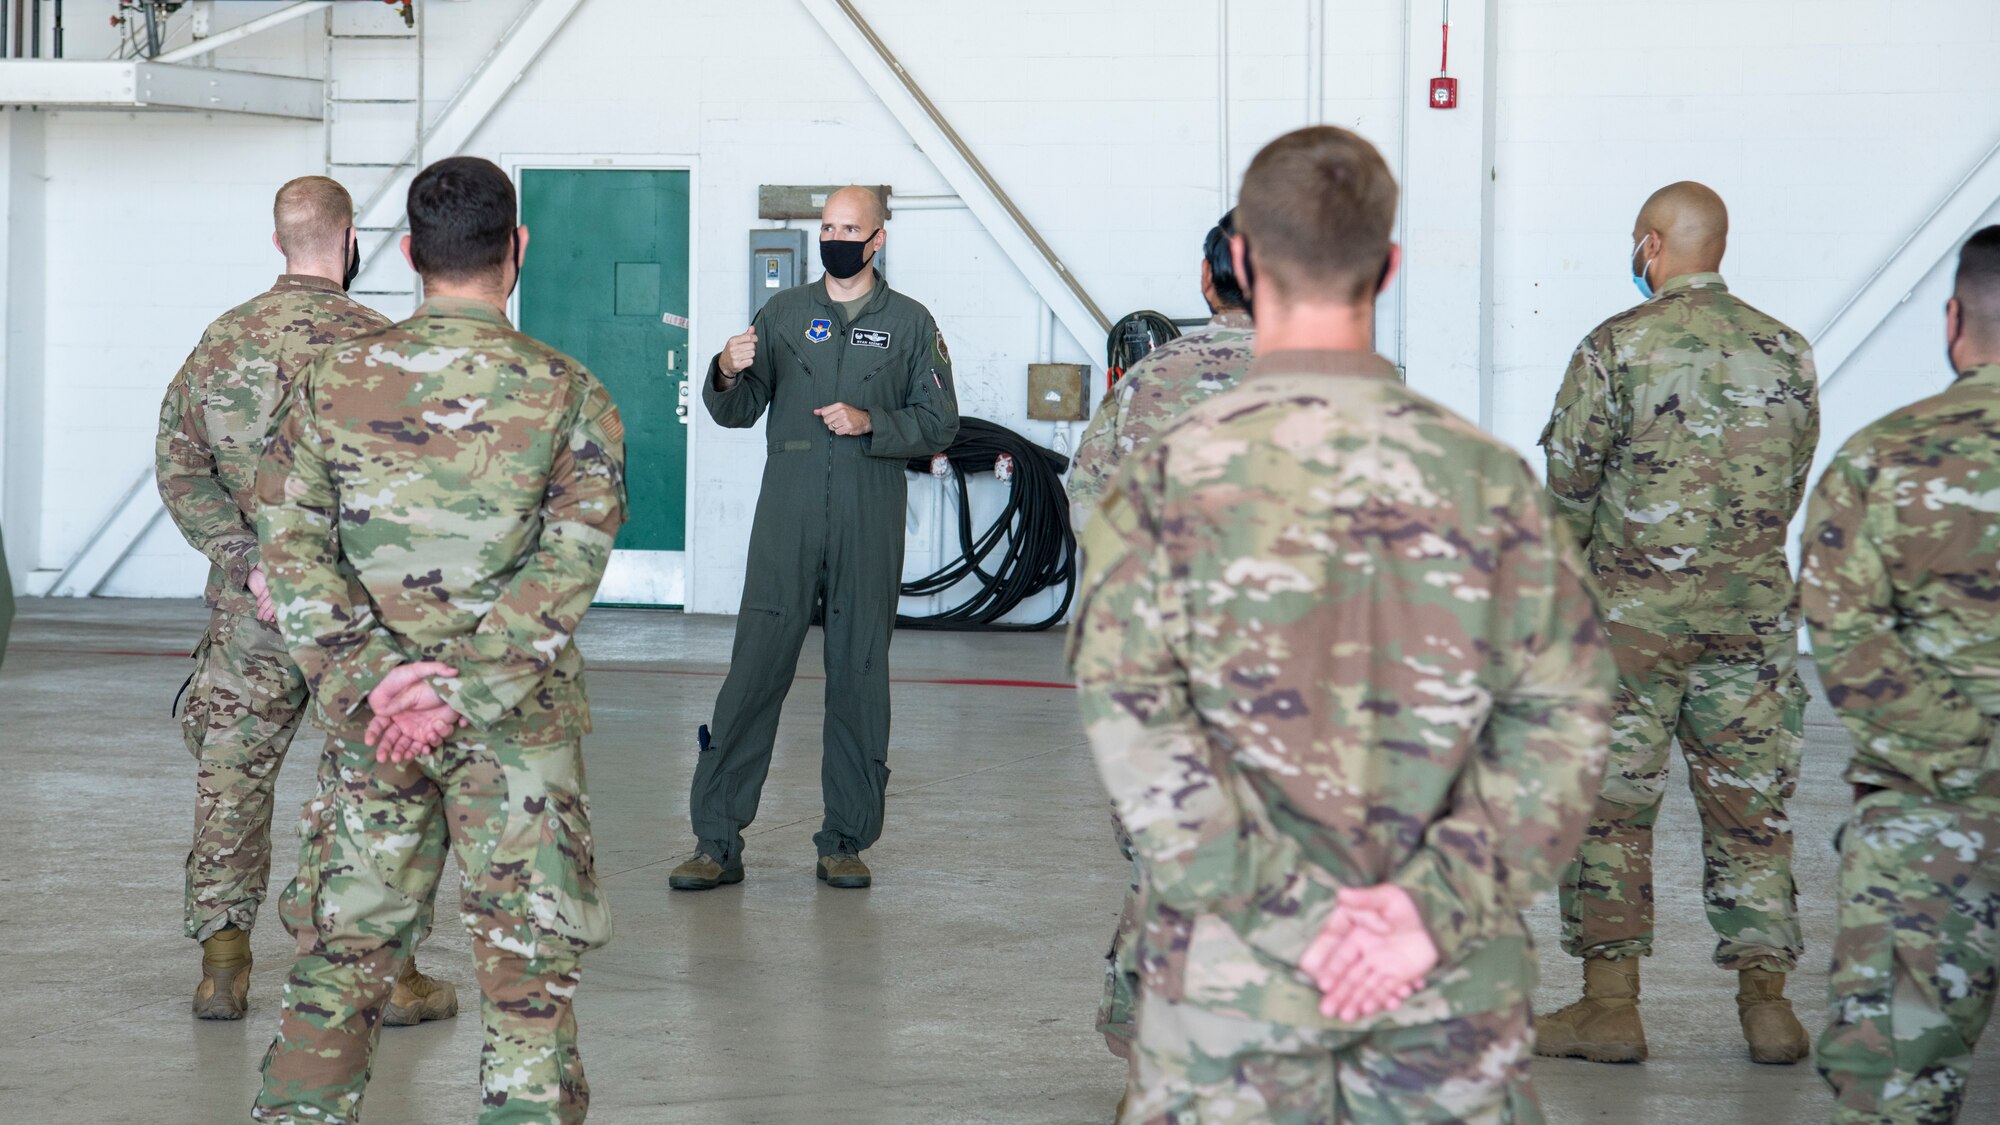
[820,230,879,281]
[342,227,361,291]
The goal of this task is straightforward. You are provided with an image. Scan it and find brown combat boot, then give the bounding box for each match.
[192,927,252,1020]
[667,851,744,891]
[816,852,872,889]
[383,958,460,1027]
[1534,957,1647,1063]
[1738,967,1810,1064]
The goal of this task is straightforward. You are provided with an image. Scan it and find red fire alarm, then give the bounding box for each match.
[1429,2,1457,109]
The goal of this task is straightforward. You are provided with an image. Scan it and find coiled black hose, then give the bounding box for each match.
[899,417,1075,632]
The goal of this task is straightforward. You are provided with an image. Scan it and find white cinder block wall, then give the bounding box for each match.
[7,0,1998,617]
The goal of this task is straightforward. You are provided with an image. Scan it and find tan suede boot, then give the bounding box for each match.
[383,958,460,1027]
[192,927,252,1020]
[1738,967,1810,1064]
[1534,957,1647,1063]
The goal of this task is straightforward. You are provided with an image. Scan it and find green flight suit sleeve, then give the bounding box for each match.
[704,306,774,429]
[1072,460,1343,971]
[1801,440,1992,799]
[156,342,259,591]
[255,380,410,718]
[1540,332,1619,551]
[431,379,629,726]
[1388,503,1617,965]
[864,316,960,460]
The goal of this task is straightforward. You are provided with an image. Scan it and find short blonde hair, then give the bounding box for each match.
[273,176,355,259]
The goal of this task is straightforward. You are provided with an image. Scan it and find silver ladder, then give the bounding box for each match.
[323,0,425,308]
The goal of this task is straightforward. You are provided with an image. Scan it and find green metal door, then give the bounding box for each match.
[519,168,691,567]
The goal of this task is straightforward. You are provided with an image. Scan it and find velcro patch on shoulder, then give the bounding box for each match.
[599,404,625,446]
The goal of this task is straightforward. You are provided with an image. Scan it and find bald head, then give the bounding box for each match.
[1634,181,1728,278]
[823,186,886,233]
[274,175,355,261]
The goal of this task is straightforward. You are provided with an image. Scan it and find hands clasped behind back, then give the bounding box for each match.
[364,661,466,765]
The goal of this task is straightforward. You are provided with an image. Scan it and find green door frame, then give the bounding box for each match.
[505,152,702,608]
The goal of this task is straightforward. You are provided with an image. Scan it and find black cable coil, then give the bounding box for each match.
[899,417,1075,632]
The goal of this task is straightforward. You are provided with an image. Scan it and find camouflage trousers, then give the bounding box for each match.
[1125,999,1542,1124]
[1101,803,1142,1060]
[1559,624,1805,970]
[180,609,309,941]
[254,727,611,1125]
[1818,791,2000,1124]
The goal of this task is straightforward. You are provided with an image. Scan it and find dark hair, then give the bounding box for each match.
[406,156,517,282]
[1203,209,1247,310]
[1236,126,1398,305]
[1956,226,2000,335]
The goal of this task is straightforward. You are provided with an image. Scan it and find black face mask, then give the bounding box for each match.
[1238,239,1392,321]
[342,227,361,291]
[505,229,524,300]
[820,230,879,281]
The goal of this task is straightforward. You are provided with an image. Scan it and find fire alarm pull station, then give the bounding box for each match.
[1430,3,1457,109]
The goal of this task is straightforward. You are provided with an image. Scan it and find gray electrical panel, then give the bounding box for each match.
[748,229,807,318]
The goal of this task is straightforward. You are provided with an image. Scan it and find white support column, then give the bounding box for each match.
[0,108,47,589]
[1396,0,1496,429]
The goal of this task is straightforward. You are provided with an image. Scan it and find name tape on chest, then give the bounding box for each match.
[850,327,892,349]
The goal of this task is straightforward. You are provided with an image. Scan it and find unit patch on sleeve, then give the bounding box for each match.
[806,318,833,344]
[933,330,951,366]
[850,328,892,349]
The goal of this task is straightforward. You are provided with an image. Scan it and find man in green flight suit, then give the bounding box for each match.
[670,186,959,892]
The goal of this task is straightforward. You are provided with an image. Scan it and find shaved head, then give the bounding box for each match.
[1952,226,2000,357]
[1635,181,1728,271]
[274,175,354,260]
[824,185,887,232]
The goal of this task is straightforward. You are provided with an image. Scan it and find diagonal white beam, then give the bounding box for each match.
[797,0,1111,362]
[48,470,163,597]
[154,1,335,65]
[1816,132,2000,387]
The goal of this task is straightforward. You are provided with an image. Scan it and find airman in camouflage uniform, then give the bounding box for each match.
[1537,182,1820,1065]
[1065,214,1255,1072]
[1075,126,1615,1123]
[155,175,452,1025]
[251,157,625,1125]
[1803,226,2000,1124]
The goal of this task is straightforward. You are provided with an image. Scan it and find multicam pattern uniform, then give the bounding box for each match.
[1064,309,1256,1059]
[154,274,389,941]
[1539,272,1819,972]
[1801,362,2000,1124]
[1067,310,1255,531]
[252,296,626,1125]
[1072,350,1615,1123]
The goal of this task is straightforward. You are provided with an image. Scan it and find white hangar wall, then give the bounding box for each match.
[4,0,1996,616]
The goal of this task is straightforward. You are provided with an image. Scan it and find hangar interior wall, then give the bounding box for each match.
[3,0,1996,618]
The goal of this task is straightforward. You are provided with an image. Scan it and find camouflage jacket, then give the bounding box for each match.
[255,296,627,739]
[1540,273,1819,637]
[1802,363,2000,804]
[1067,310,1255,529]
[156,275,390,616]
[1071,349,1615,1028]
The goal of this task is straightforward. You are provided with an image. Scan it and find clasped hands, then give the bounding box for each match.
[363,661,467,765]
[1298,884,1441,1022]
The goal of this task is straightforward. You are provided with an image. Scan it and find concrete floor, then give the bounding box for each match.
[0,598,1992,1124]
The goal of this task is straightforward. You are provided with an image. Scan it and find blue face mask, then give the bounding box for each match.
[1631,236,1655,300]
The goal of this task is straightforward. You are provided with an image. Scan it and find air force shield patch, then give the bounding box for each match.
[806,318,833,344]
